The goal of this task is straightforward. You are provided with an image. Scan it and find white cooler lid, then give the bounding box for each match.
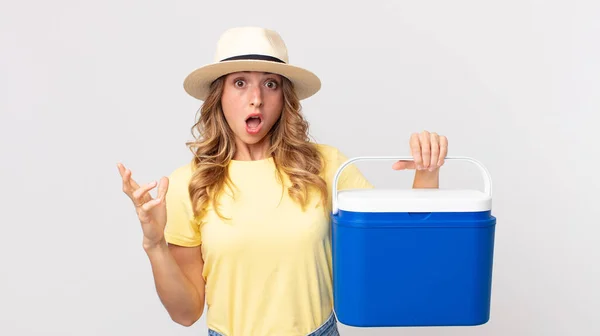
[336,188,492,213]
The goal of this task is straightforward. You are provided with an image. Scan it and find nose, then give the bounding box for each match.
[249,84,263,107]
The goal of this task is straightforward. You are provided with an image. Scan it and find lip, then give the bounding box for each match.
[244,113,264,135]
[245,112,263,120]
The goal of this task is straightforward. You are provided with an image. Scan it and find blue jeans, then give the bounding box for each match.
[208,311,340,336]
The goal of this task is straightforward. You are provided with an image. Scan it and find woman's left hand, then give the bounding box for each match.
[392,130,448,172]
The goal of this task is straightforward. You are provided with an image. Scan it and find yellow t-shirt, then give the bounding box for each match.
[163,143,373,335]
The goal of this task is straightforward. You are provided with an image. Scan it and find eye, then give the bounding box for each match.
[265,80,279,89]
[234,79,245,87]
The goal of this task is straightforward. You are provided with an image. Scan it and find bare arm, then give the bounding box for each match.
[413,169,440,188]
[144,239,206,326]
[117,163,206,327]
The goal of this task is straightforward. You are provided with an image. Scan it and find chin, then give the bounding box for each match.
[237,132,268,145]
[241,137,264,145]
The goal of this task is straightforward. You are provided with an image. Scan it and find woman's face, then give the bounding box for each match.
[221,71,284,146]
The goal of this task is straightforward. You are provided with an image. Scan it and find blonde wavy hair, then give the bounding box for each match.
[184,75,328,223]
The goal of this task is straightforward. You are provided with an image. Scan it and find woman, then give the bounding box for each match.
[117,27,448,336]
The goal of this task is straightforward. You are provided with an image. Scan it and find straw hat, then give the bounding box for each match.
[183,27,322,101]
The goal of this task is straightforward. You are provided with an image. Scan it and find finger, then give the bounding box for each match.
[140,197,163,212]
[419,131,431,169]
[392,160,415,170]
[156,176,170,200]
[429,132,439,170]
[119,164,141,193]
[117,162,126,177]
[132,179,140,189]
[126,169,141,189]
[118,165,137,198]
[438,136,448,166]
[409,133,423,169]
[132,180,157,206]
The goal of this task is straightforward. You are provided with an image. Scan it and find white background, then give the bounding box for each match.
[1,0,598,335]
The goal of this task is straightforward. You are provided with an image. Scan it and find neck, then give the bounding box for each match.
[233,136,271,161]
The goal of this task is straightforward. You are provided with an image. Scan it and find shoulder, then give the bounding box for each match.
[313,142,374,190]
[169,161,195,178]
[312,142,349,177]
[313,143,344,162]
[166,161,196,192]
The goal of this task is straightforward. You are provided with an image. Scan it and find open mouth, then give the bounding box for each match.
[245,114,263,134]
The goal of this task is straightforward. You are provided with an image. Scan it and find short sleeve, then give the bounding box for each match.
[163,163,202,247]
[330,146,374,191]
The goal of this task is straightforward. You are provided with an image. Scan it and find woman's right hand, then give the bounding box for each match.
[117,163,170,249]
